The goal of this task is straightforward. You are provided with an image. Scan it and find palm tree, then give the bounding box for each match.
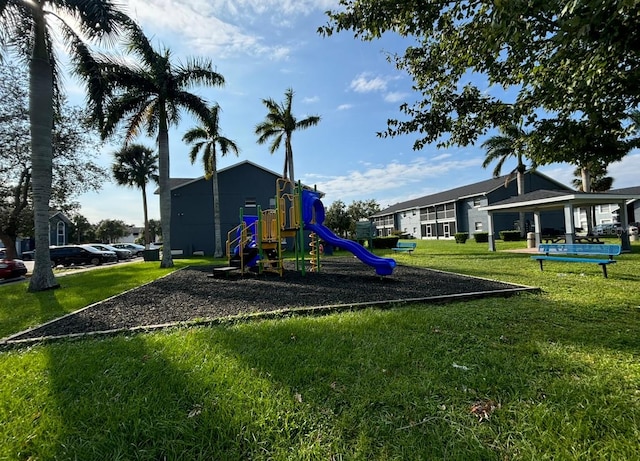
[112,144,159,250]
[87,22,224,268]
[571,162,613,193]
[183,104,239,258]
[1,0,126,291]
[481,124,535,236]
[255,88,320,185]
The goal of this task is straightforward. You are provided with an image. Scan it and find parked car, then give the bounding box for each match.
[86,243,132,261]
[0,259,27,280]
[46,245,117,267]
[593,223,623,236]
[111,242,145,257]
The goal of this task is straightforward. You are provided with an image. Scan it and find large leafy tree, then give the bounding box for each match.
[0,62,106,260]
[112,144,158,250]
[325,200,352,238]
[320,1,639,167]
[87,21,225,268]
[68,213,95,244]
[183,104,239,258]
[255,88,321,185]
[95,219,128,243]
[481,124,535,236]
[346,199,380,236]
[0,0,126,291]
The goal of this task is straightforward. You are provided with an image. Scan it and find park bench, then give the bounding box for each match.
[392,242,417,254]
[531,243,621,278]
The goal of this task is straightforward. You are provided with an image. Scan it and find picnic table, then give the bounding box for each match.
[542,235,602,244]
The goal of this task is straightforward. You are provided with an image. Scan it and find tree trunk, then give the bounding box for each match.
[286,138,295,185]
[212,166,223,258]
[157,112,173,268]
[516,170,525,236]
[0,233,17,260]
[28,11,59,291]
[581,167,594,234]
[142,184,150,248]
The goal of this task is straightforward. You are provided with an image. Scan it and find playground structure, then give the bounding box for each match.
[217,178,396,277]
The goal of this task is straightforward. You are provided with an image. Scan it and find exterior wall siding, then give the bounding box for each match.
[397,209,421,238]
[170,163,280,256]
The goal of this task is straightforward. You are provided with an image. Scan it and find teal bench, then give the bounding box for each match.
[531,244,621,278]
[392,242,417,254]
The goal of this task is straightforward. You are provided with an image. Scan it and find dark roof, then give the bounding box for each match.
[609,186,640,195]
[168,178,195,190]
[486,189,572,207]
[482,189,640,212]
[49,210,72,224]
[156,161,282,194]
[372,170,569,217]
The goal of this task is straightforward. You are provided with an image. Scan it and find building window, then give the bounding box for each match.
[473,197,482,207]
[245,197,257,208]
[57,221,65,246]
[475,222,483,231]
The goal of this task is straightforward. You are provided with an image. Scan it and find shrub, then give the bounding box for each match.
[454,232,468,244]
[473,232,489,243]
[499,230,522,241]
[372,237,399,249]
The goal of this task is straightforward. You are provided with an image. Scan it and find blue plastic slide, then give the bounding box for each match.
[301,190,396,276]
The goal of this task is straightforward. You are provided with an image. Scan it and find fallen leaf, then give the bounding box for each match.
[470,399,500,422]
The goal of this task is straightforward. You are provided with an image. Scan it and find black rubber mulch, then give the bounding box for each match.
[7,257,534,342]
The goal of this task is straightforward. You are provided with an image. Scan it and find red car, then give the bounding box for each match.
[0,259,28,280]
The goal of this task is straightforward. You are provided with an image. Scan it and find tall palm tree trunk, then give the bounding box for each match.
[142,185,150,248]
[286,139,295,185]
[516,170,526,237]
[212,166,223,258]
[28,13,59,291]
[581,167,595,233]
[158,113,173,268]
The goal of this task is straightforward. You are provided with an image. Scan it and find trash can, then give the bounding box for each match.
[143,249,160,261]
[526,232,536,249]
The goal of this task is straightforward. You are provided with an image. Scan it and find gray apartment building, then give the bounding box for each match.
[371,171,570,239]
[168,161,281,256]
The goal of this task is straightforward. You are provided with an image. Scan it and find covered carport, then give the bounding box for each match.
[480,189,640,252]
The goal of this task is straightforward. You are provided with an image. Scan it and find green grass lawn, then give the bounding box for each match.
[1,240,639,460]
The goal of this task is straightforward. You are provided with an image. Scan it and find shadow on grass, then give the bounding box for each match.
[12,335,273,460]
[203,297,640,459]
[3,293,639,460]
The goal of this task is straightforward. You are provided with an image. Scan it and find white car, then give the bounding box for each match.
[111,242,145,257]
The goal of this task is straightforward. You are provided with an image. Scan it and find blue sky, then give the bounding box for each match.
[67,0,639,226]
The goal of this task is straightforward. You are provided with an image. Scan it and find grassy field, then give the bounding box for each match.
[1,239,639,460]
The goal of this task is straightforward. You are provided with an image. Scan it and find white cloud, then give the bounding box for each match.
[349,73,388,93]
[126,0,299,59]
[302,96,320,103]
[302,155,483,205]
[337,104,353,111]
[384,91,408,103]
